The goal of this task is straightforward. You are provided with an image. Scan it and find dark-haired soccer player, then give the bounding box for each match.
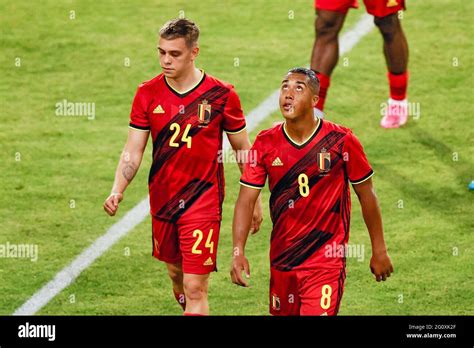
[311,0,409,128]
[104,18,263,315]
[231,68,393,315]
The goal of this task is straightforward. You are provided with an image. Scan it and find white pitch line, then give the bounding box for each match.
[13,14,374,316]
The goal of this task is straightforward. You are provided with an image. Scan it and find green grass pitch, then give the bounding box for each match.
[0,0,472,315]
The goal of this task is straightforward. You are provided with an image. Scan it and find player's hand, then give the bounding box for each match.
[250,195,263,234]
[370,249,394,282]
[230,253,251,287]
[103,192,123,216]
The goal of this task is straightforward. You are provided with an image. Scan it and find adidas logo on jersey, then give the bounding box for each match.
[153,105,165,114]
[203,257,214,266]
[271,157,284,166]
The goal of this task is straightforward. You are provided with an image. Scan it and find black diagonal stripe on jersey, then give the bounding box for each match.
[271,229,334,271]
[148,85,229,183]
[270,156,344,244]
[330,198,341,214]
[154,178,213,223]
[269,130,346,227]
[334,267,346,315]
[340,179,351,268]
[217,162,225,208]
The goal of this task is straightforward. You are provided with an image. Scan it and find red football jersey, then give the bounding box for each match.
[240,119,373,270]
[130,70,246,223]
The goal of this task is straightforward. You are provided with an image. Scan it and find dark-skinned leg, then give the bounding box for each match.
[374,13,408,74]
[375,13,410,128]
[310,10,347,114]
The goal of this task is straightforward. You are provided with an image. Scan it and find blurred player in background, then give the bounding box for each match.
[231,68,393,315]
[104,18,262,315]
[311,0,409,129]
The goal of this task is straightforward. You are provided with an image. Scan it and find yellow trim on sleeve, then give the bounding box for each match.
[239,181,263,190]
[225,126,246,135]
[351,171,375,185]
[129,125,150,132]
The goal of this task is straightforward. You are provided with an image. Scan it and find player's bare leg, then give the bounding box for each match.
[375,13,410,128]
[183,273,209,315]
[166,262,186,310]
[310,9,347,117]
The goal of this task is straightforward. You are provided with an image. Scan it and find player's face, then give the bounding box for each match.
[158,37,199,78]
[279,73,316,120]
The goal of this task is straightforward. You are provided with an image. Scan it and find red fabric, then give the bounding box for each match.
[388,70,409,100]
[183,313,205,316]
[315,0,405,17]
[240,120,373,271]
[270,267,346,316]
[173,289,186,311]
[363,0,405,17]
[314,0,358,14]
[315,72,330,111]
[152,217,220,274]
[129,73,246,223]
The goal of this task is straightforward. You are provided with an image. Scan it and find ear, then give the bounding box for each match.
[191,46,200,61]
[312,94,319,107]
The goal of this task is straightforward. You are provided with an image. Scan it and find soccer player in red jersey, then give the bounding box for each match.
[311,0,409,128]
[103,18,263,315]
[231,68,393,315]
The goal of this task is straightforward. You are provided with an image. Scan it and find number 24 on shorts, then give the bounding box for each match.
[191,229,214,254]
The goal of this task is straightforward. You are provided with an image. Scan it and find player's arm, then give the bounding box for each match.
[227,129,263,234]
[352,178,394,282]
[103,128,149,216]
[230,184,261,287]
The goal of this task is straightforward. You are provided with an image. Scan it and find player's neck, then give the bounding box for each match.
[166,67,203,93]
[284,113,320,144]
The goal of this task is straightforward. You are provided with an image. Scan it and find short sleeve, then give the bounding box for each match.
[129,86,150,131]
[343,131,374,184]
[239,133,267,190]
[222,87,246,134]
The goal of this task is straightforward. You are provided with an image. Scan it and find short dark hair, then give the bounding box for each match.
[287,67,320,94]
[159,18,200,47]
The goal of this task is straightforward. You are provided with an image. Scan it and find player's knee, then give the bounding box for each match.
[183,279,207,302]
[374,14,399,42]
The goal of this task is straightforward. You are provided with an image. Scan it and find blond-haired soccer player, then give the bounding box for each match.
[104,18,262,315]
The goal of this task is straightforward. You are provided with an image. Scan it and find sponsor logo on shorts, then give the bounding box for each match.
[203,257,214,266]
[387,0,399,7]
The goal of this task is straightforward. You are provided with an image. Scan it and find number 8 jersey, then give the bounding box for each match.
[240,119,374,270]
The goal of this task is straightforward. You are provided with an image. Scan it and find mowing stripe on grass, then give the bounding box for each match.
[13,14,374,315]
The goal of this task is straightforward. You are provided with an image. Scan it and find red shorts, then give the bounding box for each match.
[314,0,405,17]
[269,267,346,316]
[151,216,220,275]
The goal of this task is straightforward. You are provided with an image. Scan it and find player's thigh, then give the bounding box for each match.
[298,268,346,316]
[315,9,348,38]
[269,267,300,316]
[315,0,358,15]
[363,0,405,18]
[178,220,220,275]
[152,217,181,264]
